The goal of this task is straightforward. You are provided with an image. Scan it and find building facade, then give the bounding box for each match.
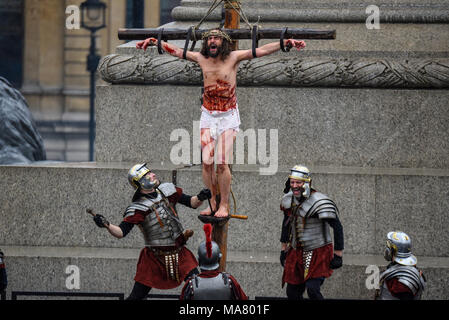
[0,0,180,161]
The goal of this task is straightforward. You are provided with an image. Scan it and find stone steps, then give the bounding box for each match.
[0,163,448,299]
[1,245,447,300]
[1,163,448,256]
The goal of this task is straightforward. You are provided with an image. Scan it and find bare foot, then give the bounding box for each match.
[200,199,216,216]
[200,206,213,216]
[214,204,229,218]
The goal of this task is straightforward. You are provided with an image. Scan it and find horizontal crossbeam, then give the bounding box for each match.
[118,27,336,41]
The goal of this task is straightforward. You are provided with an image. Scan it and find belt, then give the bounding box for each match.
[149,246,182,256]
[149,246,181,282]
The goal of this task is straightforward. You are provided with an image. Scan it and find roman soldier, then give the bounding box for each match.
[91,163,211,300]
[280,165,344,300]
[180,224,248,300]
[375,231,426,300]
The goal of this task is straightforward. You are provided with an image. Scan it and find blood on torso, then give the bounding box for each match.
[200,57,239,112]
[202,79,237,112]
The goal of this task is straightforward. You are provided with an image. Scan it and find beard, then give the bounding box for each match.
[207,43,223,58]
[292,187,305,198]
[140,177,160,192]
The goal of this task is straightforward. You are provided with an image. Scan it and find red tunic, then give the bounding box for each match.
[180,270,248,300]
[133,246,198,290]
[282,243,334,286]
[386,278,414,297]
[123,187,198,290]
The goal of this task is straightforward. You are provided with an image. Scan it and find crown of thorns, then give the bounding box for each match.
[201,29,232,43]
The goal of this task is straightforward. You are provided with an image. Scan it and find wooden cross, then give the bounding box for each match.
[118,1,335,272]
[118,27,336,42]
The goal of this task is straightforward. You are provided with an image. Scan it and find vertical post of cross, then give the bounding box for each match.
[211,0,241,273]
[224,0,240,50]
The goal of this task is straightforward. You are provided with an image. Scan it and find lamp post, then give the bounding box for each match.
[80,0,106,161]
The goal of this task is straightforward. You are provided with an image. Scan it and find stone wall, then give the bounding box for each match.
[95,83,449,170]
[1,163,448,299]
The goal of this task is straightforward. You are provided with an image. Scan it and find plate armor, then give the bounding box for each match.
[124,183,184,247]
[282,191,339,251]
[376,264,426,300]
[188,273,233,300]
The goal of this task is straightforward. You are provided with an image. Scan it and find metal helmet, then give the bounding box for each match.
[127,163,159,191]
[289,165,312,198]
[198,223,221,271]
[198,240,222,271]
[384,231,417,266]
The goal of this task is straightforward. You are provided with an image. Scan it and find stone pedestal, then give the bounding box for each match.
[1,0,448,300]
[0,163,448,299]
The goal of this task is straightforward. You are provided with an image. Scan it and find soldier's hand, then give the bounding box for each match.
[197,188,212,201]
[330,254,343,269]
[93,214,110,228]
[280,250,287,267]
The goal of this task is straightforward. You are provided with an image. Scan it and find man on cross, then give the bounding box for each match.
[137,29,306,218]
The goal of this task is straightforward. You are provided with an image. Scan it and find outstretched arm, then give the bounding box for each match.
[136,37,200,63]
[88,209,127,239]
[234,39,306,62]
[93,214,125,239]
[177,189,212,209]
[105,224,125,239]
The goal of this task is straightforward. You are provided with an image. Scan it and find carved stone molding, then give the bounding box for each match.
[99,52,449,88]
[98,53,202,85]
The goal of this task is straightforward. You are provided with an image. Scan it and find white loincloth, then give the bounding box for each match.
[199,105,241,140]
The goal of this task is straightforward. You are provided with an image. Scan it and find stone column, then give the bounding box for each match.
[22,0,65,119]
[145,0,160,28]
[104,0,126,58]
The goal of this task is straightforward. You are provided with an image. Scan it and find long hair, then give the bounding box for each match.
[200,35,233,60]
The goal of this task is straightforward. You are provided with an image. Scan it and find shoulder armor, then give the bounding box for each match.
[303,192,339,219]
[281,191,293,210]
[123,197,155,218]
[157,182,177,197]
[191,273,233,300]
[382,265,425,295]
